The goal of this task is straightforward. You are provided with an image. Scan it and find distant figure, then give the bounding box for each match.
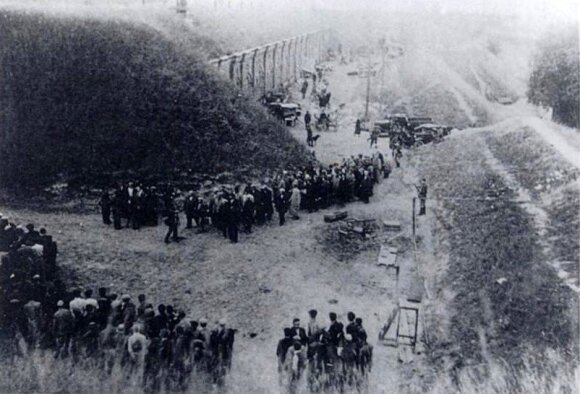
[304,111,312,127]
[368,127,379,148]
[354,118,362,136]
[301,80,309,100]
[416,178,428,215]
[98,192,112,225]
[164,199,180,244]
[394,147,402,168]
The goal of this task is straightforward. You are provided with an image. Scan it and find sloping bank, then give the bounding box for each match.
[0,9,309,192]
[413,131,578,392]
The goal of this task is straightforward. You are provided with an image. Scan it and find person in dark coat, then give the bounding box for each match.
[354,118,362,136]
[328,312,344,348]
[304,111,312,127]
[121,294,136,335]
[53,300,74,359]
[290,318,308,346]
[262,186,274,222]
[416,178,428,215]
[276,328,294,373]
[275,188,288,226]
[164,199,180,244]
[227,195,241,243]
[112,189,124,230]
[300,80,309,100]
[97,287,111,328]
[345,312,359,344]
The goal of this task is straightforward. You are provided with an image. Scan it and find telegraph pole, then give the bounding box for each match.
[364,53,371,120]
[378,37,386,116]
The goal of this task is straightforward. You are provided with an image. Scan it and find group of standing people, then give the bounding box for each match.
[277,310,372,393]
[97,151,391,245]
[2,282,236,392]
[99,182,161,230]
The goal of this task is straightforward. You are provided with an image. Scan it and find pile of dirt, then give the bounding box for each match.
[0,9,309,191]
[316,219,381,262]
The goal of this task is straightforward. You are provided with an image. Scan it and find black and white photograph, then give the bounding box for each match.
[0,0,578,392]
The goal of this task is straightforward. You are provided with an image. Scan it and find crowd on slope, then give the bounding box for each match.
[277,310,372,393]
[99,152,396,244]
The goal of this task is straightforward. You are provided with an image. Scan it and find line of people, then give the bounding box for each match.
[3,284,236,392]
[164,153,393,244]
[277,310,373,394]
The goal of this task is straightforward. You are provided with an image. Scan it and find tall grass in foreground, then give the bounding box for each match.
[0,347,577,393]
[429,349,578,394]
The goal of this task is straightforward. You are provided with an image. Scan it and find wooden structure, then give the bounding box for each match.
[377,245,399,279]
[208,30,333,94]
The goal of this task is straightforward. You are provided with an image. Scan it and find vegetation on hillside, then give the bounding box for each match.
[0,10,309,191]
[527,24,579,128]
[419,134,578,389]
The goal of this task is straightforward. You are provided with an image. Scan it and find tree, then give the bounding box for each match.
[527,24,579,128]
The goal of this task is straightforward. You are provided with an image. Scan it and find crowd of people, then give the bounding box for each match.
[98,182,162,231]
[2,280,236,391]
[277,310,373,393]
[0,215,61,329]
[98,152,393,245]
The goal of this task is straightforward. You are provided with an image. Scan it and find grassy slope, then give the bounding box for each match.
[411,130,578,389]
[0,9,309,190]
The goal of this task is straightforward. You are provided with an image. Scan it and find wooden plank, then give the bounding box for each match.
[377,253,396,267]
[377,245,398,267]
[324,210,348,222]
[383,220,401,231]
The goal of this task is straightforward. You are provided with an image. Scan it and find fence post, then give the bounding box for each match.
[412,197,416,239]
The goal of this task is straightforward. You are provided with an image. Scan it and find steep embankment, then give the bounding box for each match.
[407,125,579,391]
[0,9,309,190]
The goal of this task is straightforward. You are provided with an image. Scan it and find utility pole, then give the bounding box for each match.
[364,53,371,120]
[378,37,387,116]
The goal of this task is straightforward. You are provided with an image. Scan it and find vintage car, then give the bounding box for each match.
[267,102,301,127]
[413,123,448,145]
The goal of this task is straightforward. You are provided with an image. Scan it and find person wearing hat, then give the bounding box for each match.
[184,191,197,229]
[416,178,428,215]
[163,196,180,244]
[127,325,148,370]
[53,300,74,359]
[328,312,343,348]
[262,183,274,222]
[211,318,235,373]
[241,187,255,234]
[121,294,136,335]
[195,317,211,349]
[196,196,210,233]
[275,188,289,226]
[307,309,321,341]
